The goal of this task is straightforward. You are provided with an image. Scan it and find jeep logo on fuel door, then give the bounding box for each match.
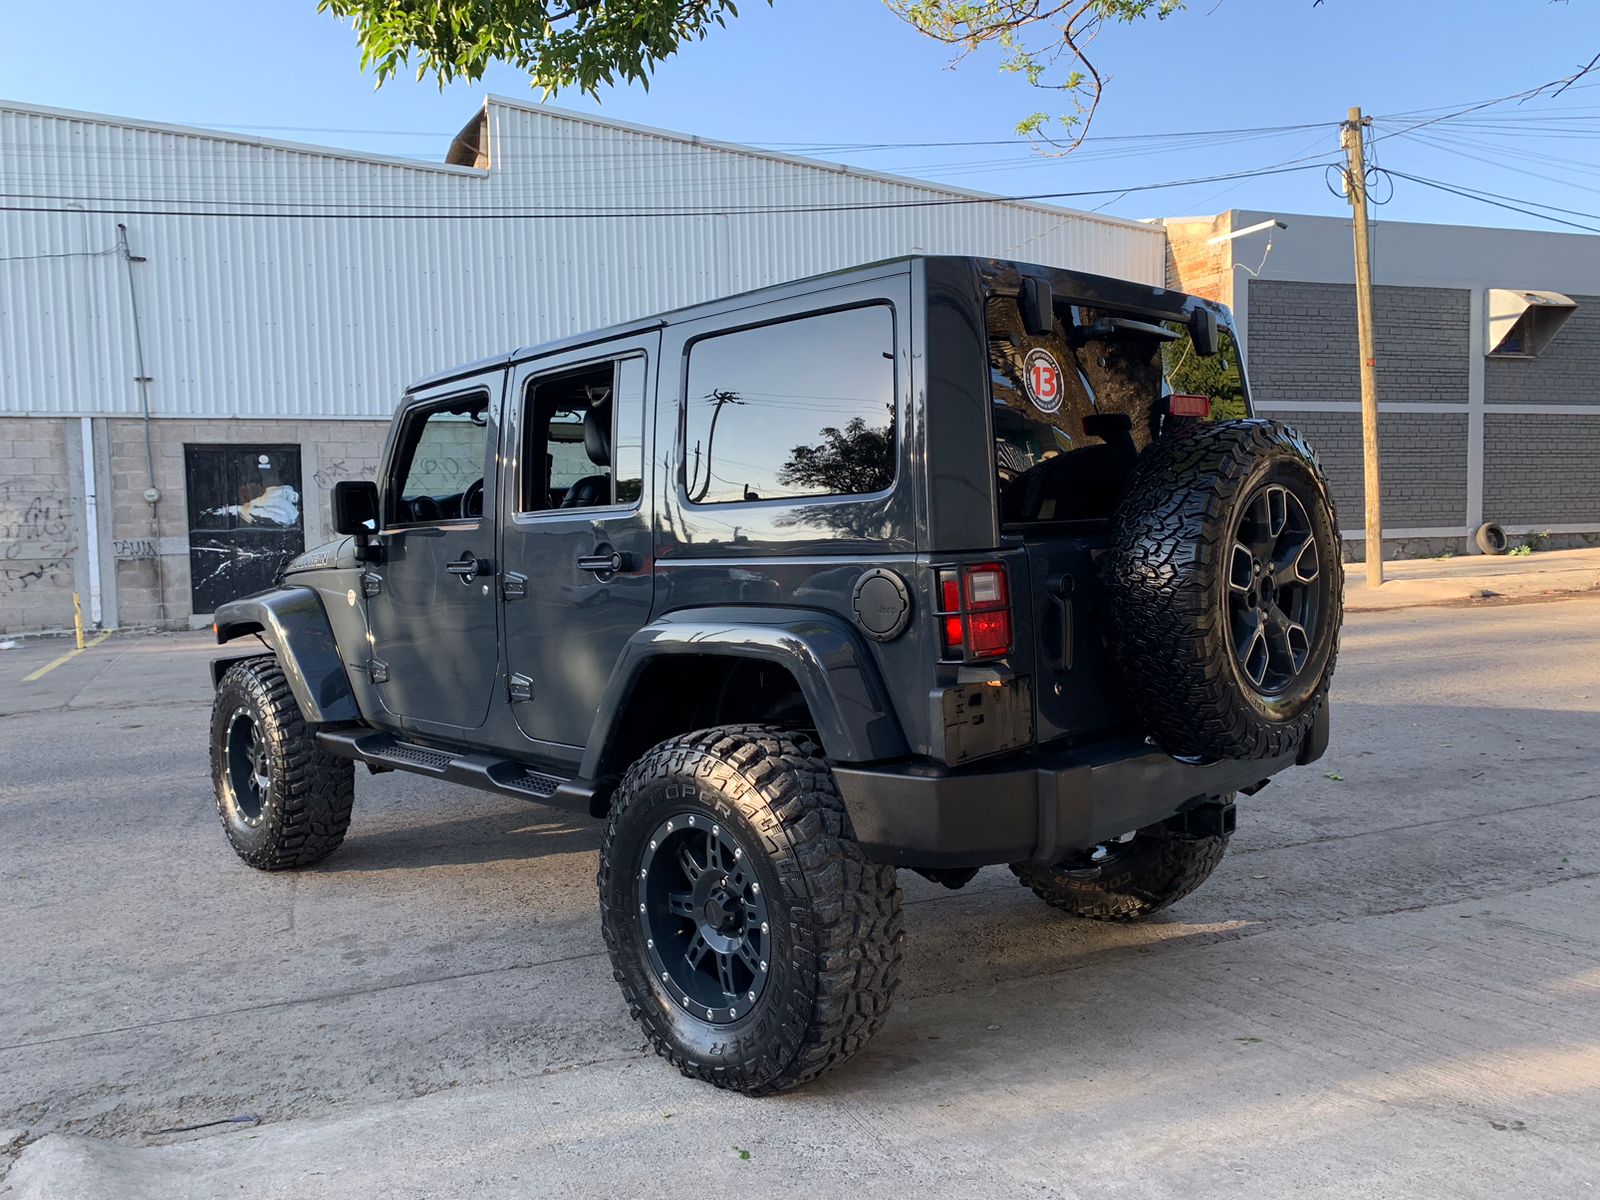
[1023,348,1064,414]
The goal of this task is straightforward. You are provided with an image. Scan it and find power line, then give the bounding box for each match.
[1382,168,1600,234]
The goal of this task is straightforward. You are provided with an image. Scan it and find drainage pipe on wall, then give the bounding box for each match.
[78,416,103,627]
[117,223,167,625]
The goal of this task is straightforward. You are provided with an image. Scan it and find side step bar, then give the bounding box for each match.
[315,729,600,815]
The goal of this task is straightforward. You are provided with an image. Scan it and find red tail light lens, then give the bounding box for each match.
[1168,393,1211,418]
[936,563,1012,660]
[962,564,1011,659]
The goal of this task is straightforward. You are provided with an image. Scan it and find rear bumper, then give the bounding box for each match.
[833,704,1326,869]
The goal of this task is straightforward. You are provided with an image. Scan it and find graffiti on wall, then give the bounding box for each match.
[0,481,76,594]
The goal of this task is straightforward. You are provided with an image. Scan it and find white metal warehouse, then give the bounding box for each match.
[0,96,1164,633]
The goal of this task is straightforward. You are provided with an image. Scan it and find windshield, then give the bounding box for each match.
[988,292,1247,528]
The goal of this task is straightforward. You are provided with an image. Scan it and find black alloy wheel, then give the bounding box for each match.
[1226,481,1328,697]
[223,708,271,826]
[638,813,771,1024]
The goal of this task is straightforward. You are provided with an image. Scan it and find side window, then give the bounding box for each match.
[520,355,645,513]
[389,394,489,525]
[683,305,896,506]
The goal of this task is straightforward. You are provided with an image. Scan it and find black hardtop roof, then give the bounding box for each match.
[404,254,1215,394]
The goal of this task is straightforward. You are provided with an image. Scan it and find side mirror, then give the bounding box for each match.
[332,480,380,536]
[1189,306,1220,357]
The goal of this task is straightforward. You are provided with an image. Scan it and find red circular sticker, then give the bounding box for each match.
[1023,348,1064,414]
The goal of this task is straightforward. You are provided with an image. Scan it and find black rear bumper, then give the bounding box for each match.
[832,705,1326,869]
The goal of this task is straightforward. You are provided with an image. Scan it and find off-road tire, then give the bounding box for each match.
[1011,824,1230,921]
[598,724,903,1095]
[1103,418,1342,761]
[210,656,354,870]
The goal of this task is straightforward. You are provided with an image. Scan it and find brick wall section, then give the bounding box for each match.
[1163,217,1235,308]
[1248,281,1470,405]
[0,417,77,633]
[1483,413,1600,523]
[107,418,389,626]
[1485,292,1600,405]
[1258,409,1468,529]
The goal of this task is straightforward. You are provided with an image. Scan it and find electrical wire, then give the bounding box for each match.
[1380,168,1600,234]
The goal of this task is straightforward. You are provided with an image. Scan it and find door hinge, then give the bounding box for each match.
[367,658,390,684]
[508,672,534,703]
[360,570,383,598]
[501,571,528,601]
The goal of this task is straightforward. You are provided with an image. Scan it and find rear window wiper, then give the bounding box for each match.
[1070,316,1181,344]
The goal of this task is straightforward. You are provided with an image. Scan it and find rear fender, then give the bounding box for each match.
[212,587,361,724]
[581,606,907,778]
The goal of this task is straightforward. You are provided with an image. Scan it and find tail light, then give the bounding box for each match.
[1167,393,1211,419]
[935,563,1013,661]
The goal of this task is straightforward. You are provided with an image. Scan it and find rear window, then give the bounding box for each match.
[683,305,896,506]
[988,294,1246,528]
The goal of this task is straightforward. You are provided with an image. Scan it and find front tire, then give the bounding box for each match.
[1011,811,1231,921]
[210,656,354,870]
[598,725,903,1094]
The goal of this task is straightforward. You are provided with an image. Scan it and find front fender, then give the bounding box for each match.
[582,606,907,777]
[212,587,361,724]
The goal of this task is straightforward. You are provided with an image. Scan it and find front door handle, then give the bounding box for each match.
[446,552,489,582]
[577,547,636,575]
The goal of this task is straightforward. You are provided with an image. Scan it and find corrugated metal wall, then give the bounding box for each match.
[0,99,1164,420]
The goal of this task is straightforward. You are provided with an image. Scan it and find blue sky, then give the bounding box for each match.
[3,0,1598,231]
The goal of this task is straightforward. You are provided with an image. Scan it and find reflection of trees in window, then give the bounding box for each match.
[1164,329,1248,419]
[777,413,894,497]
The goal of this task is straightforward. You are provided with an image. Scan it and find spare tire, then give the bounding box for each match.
[1102,419,1342,761]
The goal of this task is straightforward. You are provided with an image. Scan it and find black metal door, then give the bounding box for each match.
[185,445,305,614]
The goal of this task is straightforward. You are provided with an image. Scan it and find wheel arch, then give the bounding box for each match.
[212,587,362,724]
[581,607,908,812]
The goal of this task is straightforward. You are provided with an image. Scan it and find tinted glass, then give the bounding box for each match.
[521,355,645,512]
[684,305,895,506]
[392,395,489,523]
[989,295,1244,527]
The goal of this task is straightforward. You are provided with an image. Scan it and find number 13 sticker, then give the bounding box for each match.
[1023,348,1064,414]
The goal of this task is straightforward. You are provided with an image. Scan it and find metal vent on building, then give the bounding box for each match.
[1486,288,1577,358]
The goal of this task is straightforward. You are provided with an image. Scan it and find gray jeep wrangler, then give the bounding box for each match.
[209,255,1341,1094]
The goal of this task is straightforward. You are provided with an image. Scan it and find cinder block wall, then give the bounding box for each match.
[1483,292,1600,525]
[0,417,78,634]
[106,418,390,628]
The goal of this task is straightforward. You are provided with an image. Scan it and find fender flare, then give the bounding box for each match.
[580,606,908,778]
[212,587,361,724]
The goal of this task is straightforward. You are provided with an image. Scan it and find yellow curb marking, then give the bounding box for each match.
[22,630,113,682]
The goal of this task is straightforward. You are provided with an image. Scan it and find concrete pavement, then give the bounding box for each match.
[3,597,1599,1197]
[1342,545,1600,612]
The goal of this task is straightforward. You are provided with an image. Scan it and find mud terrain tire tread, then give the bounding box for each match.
[1103,418,1342,761]
[598,724,903,1095]
[210,655,354,870]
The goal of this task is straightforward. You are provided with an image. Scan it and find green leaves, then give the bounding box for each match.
[882,0,1187,148]
[316,0,764,96]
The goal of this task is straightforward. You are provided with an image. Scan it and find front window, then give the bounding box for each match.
[989,294,1245,527]
[389,394,489,525]
[683,305,896,505]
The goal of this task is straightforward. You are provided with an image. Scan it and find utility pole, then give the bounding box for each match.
[1341,107,1384,587]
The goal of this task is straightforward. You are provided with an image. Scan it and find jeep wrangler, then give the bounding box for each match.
[209,255,1341,1094]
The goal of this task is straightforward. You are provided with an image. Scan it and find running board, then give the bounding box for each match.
[315,729,599,814]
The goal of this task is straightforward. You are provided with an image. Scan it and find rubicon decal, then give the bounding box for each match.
[1023,348,1064,414]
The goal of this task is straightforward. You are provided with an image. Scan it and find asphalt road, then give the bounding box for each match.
[3,597,1598,1198]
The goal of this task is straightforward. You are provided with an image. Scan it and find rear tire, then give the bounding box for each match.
[210,656,354,870]
[598,724,903,1094]
[1011,816,1230,921]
